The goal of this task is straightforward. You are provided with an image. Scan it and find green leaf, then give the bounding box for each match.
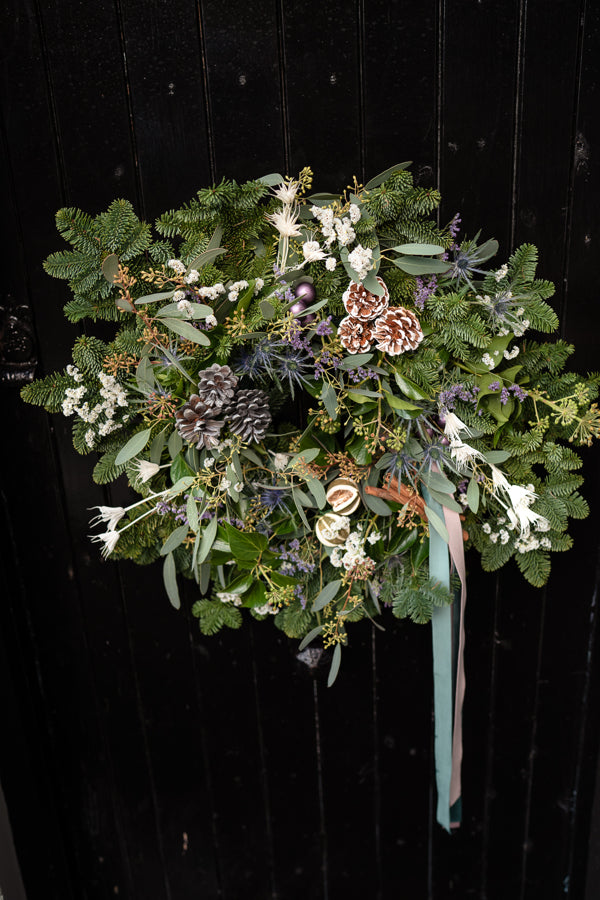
[135,356,155,393]
[338,353,373,370]
[186,247,226,272]
[363,493,393,516]
[313,580,342,612]
[306,476,327,509]
[258,172,285,186]
[159,317,211,345]
[102,253,120,283]
[362,271,384,295]
[162,552,180,609]
[115,428,152,465]
[160,524,189,556]
[170,453,194,483]
[424,505,449,543]
[427,489,463,514]
[384,392,421,411]
[207,225,223,250]
[260,300,276,319]
[365,161,412,190]
[483,450,512,464]
[306,192,340,206]
[347,388,382,400]
[186,495,199,532]
[393,256,451,276]
[169,476,195,493]
[150,429,167,464]
[289,447,321,466]
[393,373,431,400]
[393,242,445,255]
[327,643,342,687]
[225,525,268,560]
[156,302,213,318]
[298,625,324,651]
[134,290,175,305]
[197,516,218,564]
[422,470,456,494]
[168,429,183,459]
[321,382,338,419]
[466,478,480,513]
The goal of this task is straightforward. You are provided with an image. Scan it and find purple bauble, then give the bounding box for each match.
[294,281,317,305]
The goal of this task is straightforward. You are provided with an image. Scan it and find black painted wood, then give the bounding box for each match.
[1,1,600,898]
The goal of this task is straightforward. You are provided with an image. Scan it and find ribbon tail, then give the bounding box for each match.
[443,504,467,827]
[423,489,453,832]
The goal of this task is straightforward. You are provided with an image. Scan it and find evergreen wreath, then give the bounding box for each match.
[23,163,600,685]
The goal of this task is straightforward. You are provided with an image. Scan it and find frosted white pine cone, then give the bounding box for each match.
[338,316,373,353]
[371,307,424,355]
[342,277,389,322]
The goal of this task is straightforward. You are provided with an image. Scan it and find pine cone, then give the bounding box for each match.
[228,389,272,443]
[175,395,224,448]
[342,277,389,322]
[197,364,238,409]
[338,316,373,354]
[371,307,424,355]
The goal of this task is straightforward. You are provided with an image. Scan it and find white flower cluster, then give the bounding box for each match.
[228,280,249,302]
[254,278,265,293]
[205,314,217,327]
[255,603,278,616]
[310,206,357,248]
[62,370,129,448]
[504,345,520,360]
[184,269,200,284]
[168,259,186,274]
[481,351,500,368]
[347,244,374,281]
[348,204,362,224]
[482,512,551,553]
[197,283,226,301]
[216,591,243,607]
[494,264,508,282]
[177,298,194,318]
[273,452,289,471]
[325,257,336,271]
[302,241,326,263]
[66,364,84,382]
[330,524,376,572]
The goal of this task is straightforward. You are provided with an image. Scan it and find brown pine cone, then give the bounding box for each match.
[227,389,272,443]
[371,307,424,355]
[197,364,238,409]
[338,316,373,354]
[342,277,389,322]
[175,395,224,448]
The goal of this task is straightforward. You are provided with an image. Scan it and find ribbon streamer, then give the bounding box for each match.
[423,487,467,832]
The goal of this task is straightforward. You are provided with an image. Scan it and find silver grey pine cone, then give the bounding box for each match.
[196,364,238,409]
[227,389,272,443]
[175,395,224,449]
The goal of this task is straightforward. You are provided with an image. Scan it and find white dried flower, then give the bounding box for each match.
[184,269,200,284]
[325,257,336,271]
[90,529,120,558]
[168,259,186,274]
[302,240,326,263]
[90,505,125,531]
[135,460,161,483]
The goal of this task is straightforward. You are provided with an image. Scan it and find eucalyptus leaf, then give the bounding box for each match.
[427,489,464,514]
[258,172,284,186]
[362,270,384,295]
[160,524,190,556]
[169,476,195,493]
[292,489,310,528]
[424,504,450,543]
[186,495,199,532]
[393,256,452,276]
[115,428,152,466]
[338,353,373,370]
[186,247,226,273]
[327,643,342,687]
[289,447,321,466]
[422,470,456,494]
[364,162,412,190]
[156,302,213,318]
[134,290,175,305]
[197,516,218,564]
[466,478,480,513]
[393,242,445,255]
[167,429,183,459]
[162,552,180,609]
[207,225,223,250]
[306,476,327,509]
[313,580,342,612]
[135,356,155,393]
[298,625,324,651]
[483,450,512,464]
[159,317,211,345]
[363,493,393,516]
[321,382,338,420]
[260,300,276,319]
[102,253,120,283]
[150,429,167,464]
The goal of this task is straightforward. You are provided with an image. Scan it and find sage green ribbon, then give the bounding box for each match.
[423,488,464,832]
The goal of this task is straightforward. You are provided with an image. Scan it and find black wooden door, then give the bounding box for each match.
[2,2,600,898]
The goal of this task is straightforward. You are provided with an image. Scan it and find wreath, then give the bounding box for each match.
[22,163,600,829]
